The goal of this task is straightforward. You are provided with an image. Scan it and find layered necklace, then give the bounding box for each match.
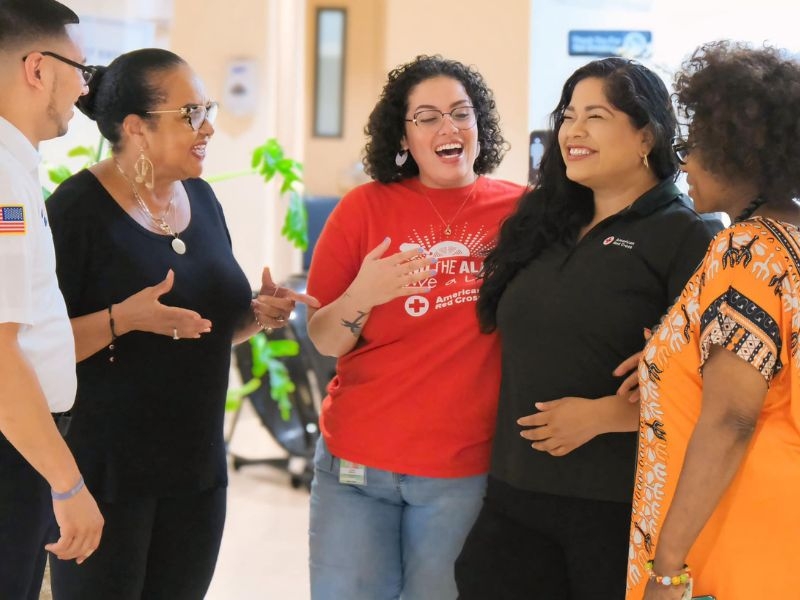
[114,160,187,255]
[420,176,480,236]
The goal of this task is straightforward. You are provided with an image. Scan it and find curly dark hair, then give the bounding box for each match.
[363,55,508,183]
[674,40,800,206]
[477,58,679,332]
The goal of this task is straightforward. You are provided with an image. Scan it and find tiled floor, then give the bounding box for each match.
[208,400,312,600]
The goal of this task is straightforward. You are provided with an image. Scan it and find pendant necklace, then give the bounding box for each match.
[420,177,480,236]
[114,160,186,255]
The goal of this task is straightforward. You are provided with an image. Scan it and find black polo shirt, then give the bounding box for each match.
[491,179,721,503]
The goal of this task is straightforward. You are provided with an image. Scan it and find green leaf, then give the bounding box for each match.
[280,190,309,250]
[267,339,300,358]
[264,138,284,161]
[47,165,72,185]
[67,145,96,159]
[266,359,295,420]
[225,376,262,411]
[250,333,270,378]
[251,145,265,170]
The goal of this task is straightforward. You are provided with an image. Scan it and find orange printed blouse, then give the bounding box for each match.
[627,218,800,599]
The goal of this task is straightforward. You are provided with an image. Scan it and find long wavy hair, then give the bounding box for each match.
[477,58,679,332]
[363,55,508,183]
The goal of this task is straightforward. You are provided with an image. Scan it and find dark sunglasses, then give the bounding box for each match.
[22,51,96,85]
[146,101,219,131]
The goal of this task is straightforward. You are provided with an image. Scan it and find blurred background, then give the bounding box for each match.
[38,1,799,598]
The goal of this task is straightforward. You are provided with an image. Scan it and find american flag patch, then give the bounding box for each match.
[0,205,26,234]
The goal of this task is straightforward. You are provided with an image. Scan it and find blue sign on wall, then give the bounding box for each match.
[568,30,652,59]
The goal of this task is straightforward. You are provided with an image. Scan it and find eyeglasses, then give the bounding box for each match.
[146,101,219,131]
[22,51,96,85]
[404,106,477,130]
[671,136,692,165]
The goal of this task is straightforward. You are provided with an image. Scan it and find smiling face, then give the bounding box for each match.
[557,76,652,192]
[401,76,478,189]
[139,64,214,183]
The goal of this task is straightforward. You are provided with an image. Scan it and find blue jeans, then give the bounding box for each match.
[309,438,486,600]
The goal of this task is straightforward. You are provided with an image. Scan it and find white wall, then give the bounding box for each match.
[529,0,800,130]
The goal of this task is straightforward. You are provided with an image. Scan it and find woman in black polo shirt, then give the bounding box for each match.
[455,58,718,599]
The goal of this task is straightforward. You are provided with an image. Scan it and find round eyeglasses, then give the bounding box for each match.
[22,51,96,85]
[147,101,219,131]
[404,106,477,130]
[671,136,692,165]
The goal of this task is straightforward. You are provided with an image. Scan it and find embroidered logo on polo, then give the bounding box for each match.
[399,223,493,317]
[603,235,635,250]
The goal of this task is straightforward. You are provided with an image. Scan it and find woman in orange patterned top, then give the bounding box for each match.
[625,41,800,600]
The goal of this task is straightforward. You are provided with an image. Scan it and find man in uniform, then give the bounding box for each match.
[0,1,104,597]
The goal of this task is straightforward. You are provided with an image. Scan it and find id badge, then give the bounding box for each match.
[339,460,366,485]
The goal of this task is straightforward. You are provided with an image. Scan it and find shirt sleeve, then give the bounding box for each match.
[697,222,785,384]
[306,189,367,307]
[0,171,34,325]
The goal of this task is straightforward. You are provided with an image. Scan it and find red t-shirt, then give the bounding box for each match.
[307,176,524,477]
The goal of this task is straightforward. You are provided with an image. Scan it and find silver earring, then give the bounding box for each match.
[395,150,408,167]
[135,149,155,190]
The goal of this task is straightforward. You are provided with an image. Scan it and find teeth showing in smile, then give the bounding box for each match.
[435,142,463,157]
[192,145,206,157]
[569,147,592,157]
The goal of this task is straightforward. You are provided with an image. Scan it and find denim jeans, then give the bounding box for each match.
[309,438,486,600]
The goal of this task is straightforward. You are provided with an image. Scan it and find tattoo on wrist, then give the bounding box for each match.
[341,311,369,337]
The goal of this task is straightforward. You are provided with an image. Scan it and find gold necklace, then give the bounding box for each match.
[114,160,186,255]
[419,177,480,236]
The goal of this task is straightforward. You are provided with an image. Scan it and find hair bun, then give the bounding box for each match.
[75,65,107,120]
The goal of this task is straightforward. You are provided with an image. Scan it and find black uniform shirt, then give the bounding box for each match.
[491,179,721,503]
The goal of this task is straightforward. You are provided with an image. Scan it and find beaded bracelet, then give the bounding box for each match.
[108,304,118,363]
[51,475,85,501]
[645,560,692,586]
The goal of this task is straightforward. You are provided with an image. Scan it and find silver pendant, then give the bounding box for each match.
[171,237,187,255]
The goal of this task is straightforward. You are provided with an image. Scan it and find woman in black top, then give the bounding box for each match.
[46,48,316,599]
[455,59,718,599]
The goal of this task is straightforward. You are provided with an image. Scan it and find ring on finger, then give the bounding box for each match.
[172,327,179,340]
[264,327,274,335]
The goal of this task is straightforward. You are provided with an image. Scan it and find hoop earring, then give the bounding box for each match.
[135,149,155,190]
[642,154,650,170]
[395,149,408,167]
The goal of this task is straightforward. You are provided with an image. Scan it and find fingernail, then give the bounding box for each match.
[430,257,438,264]
[429,270,437,276]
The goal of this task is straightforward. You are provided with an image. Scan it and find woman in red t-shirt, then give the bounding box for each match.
[305,55,524,600]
